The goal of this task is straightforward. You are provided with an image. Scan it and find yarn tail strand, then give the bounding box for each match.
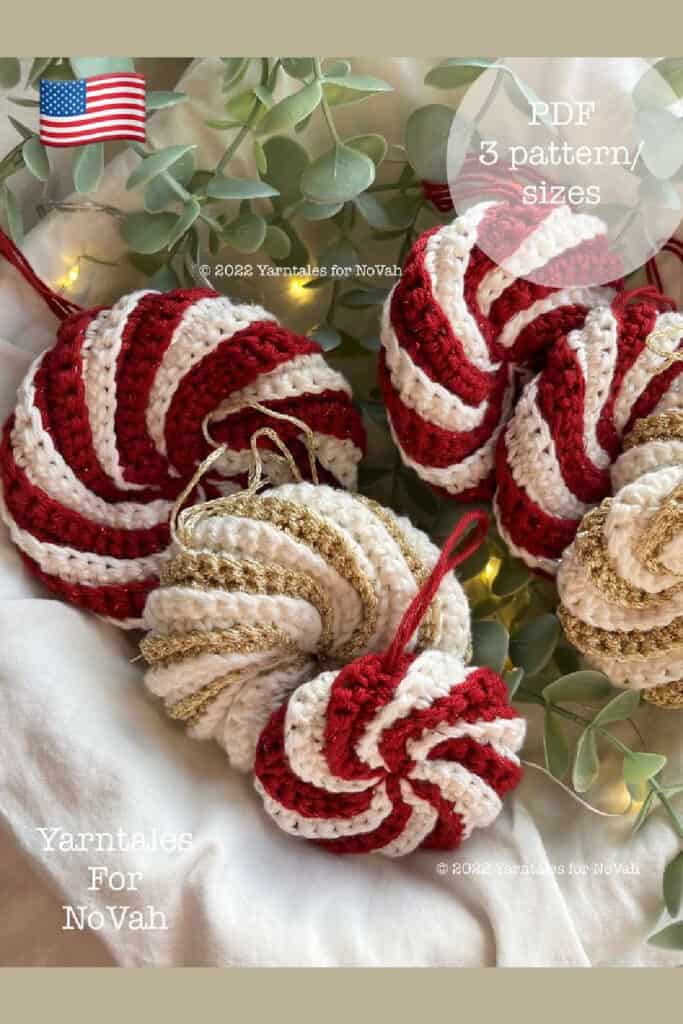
[383,509,489,672]
[0,227,82,320]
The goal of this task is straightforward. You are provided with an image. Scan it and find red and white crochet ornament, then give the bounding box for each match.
[379,198,618,500]
[0,232,365,627]
[254,511,525,856]
[495,290,683,573]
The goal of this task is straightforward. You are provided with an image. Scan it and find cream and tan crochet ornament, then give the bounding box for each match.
[557,405,683,708]
[140,419,473,772]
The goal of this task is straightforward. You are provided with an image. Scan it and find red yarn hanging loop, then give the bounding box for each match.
[644,237,683,298]
[383,509,489,672]
[0,227,82,321]
[612,284,677,314]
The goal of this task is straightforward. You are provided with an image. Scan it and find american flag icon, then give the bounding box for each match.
[39,73,146,147]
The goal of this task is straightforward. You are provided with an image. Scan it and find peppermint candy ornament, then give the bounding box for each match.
[379,200,617,500]
[557,409,683,704]
[254,512,525,856]
[0,233,364,627]
[141,452,471,772]
[495,293,683,573]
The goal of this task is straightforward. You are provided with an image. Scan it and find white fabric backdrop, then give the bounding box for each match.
[0,58,682,967]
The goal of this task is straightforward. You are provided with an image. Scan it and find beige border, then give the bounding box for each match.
[0,1,676,55]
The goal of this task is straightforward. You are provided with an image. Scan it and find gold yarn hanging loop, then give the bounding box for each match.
[170,402,321,551]
[644,321,683,372]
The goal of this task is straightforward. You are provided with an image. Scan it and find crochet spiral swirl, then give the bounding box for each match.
[0,288,365,627]
[379,200,618,501]
[140,481,471,772]
[496,300,683,572]
[557,410,683,701]
[254,650,525,855]
[252,510,524,855]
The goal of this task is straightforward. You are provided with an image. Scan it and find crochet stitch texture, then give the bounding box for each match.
[0,288,365,627]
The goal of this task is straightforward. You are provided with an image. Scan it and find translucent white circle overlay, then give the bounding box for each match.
[447,58,683,287]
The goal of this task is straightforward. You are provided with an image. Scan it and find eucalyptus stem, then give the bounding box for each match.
[517,685,683,837]
[314,58,340,145]
[216,58,278,174]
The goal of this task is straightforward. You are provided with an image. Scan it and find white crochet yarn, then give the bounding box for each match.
[557,416,683,691]
[141,483,472,772]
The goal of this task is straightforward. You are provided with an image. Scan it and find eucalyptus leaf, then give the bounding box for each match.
[71,57,135,77]
[281,58,315,81]
[397,468,439,517]
[225,89,264,125]
[72,143,103,194]
[636,108,683,180]
[592,689,640,726]
[9,116,34,142]
[146,91,187,112]
[301,143,375,203]
[120,211,177,254]
[573,727,600,793]
[27,57,52,88]
[127,146,196,190]
[324,83,384,108]
[405,104,454,182]
[144,151,195,212]
[647,921,683,950]
[663,851,683,917]
[471,620,509,674]
[456,541,490,582]
[253,139,267,175]
[339,286,391,307]
[22,136,49,182]
[223,211,267,253]
[167,199,201,248]
[647,58,683,100]
[323,74,392,93]
[309,324,341,351]
[492,557,530,598]
[2,184,23,245]
[544,710,570,779]
[345,133,388,166]
[268,219,309,269]
[325,61,351,78]
[256,81,322,136]
[358,464,391,488]
[148,264,181,292]
[262,136,309,202]
[8,97,40,108]
[542,670,612,705]
[222,58,249,91]
[0,58,21,89]
[300,200,344,220]
[623,752,667,786]
[206,175,278,200]
[319,238,358,274]
[510,614,560,676]
[424,58,494,90]
[263,224,291,260]
[504,667,524,699]
[253,85,275,109]
[355,192,421,230]
[632,789,657,834]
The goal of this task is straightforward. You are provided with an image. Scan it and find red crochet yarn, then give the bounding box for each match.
[379,200,620,501]
[253,511,526,856]
[0,231,366,626]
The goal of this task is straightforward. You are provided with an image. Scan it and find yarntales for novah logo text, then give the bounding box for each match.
[36,827,192,932]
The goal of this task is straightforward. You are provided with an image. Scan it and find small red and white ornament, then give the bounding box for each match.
[253,512,525,856]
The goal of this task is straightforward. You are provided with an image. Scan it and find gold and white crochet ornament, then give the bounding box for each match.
[140,415,472,769]
[557,407,683,706]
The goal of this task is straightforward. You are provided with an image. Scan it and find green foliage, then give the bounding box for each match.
[471,621,509,674]
[510,614,560,676]
[73,144,104,194]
